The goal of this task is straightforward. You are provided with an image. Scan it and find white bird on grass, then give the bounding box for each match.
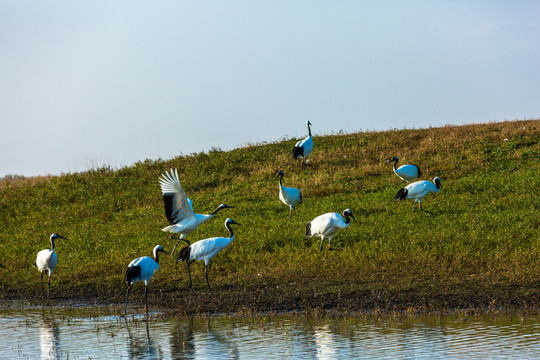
[292,121,313,165]
[36,233,68,297]
[274,170,302,220]
[176,218,240,289]
[124,244,167,315]
[386,156,421,183]
[394,177,441,211]
[305,209,357,251]
[159,169,232,255]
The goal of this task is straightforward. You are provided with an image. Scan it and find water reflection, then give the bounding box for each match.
[1,306,540,359]
[124,318,163,359]
[38,312,61,360]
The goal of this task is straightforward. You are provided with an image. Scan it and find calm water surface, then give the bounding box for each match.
[1,303,540,359]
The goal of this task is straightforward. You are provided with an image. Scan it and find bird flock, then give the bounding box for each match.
[35,121,442,314]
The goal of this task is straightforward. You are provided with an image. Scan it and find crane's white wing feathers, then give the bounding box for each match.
[159,169,194,224]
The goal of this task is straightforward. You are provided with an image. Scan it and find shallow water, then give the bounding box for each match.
[1,304,540,359]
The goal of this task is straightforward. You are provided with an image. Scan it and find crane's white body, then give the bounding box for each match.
[126,255,160,286]
[388,157,421,183]
[306,209,356,251]
[177,218,240,289]
[275,170,302,219]
[36,249,57,278]
[292,121,313,163]
[188,234,233,266]
[124,245,166,314]
[159,169,231,254]
[36,233,66,297]
[395,177,441,211]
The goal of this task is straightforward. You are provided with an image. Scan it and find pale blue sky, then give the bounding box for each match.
[1,1,539,177]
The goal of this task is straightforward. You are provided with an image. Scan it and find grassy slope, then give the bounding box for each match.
[0,120,539,313]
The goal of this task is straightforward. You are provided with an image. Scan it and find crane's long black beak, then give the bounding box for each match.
[230,220,241,226]
[351,214,358,222]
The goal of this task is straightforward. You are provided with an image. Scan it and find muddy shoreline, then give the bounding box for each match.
[3,281,540,316]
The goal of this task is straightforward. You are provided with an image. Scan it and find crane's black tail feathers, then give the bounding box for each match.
[177,246,191,263]
[305,222,312,238]
[163,194,179,225]
[124,266,141,286]
[395,188,408,202]
[292,146,304,159]
[415,165,422,178]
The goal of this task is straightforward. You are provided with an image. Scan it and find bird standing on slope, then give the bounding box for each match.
[36,233,68,297]
[176,218,240,289]
[292,121,313,165]
[124,244,167,315]
[386,156,421,183]
[395,177,441,212]
[274,170,302,220]
[305,209,357,251]
[159,168,232,255]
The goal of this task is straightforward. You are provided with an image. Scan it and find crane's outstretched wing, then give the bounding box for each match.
[159,169,195,225]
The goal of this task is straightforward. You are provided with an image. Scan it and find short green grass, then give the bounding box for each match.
[0,119,538,311]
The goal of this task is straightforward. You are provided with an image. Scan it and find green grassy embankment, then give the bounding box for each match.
[0,119,538,314]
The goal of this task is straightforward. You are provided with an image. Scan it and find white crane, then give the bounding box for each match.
[36,233,67,297]
[305,209,356,251]
[386,156,421,183]
[292,121,313,165]
[159,168,232,255]
[395,177,441,211]
[124,244,167,314]
[274,170,302,220]
[176,218,240,289]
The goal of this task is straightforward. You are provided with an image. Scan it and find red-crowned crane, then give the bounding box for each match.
[305,209,356,251]
[176,218,240,289]
[395,177,441,211]
[292,121,313,165]
[274,170,302,220]
[36,233,67,297]
[386,156,421,183]
[124,244,167,315]
[159,168,232,255]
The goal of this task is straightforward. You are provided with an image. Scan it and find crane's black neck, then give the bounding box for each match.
[307,122,312,136]
[225,222,235,238]
[343,212,351,224]
[392,158,399,170]
[210,205,225,216]
[50,237,56,251]
[278,173,284,186]
[153,250,161,264]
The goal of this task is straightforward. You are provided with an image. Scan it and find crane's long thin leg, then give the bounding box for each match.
[145,286,148,314]
[319,237,324,251]
[204,266,210,290]
[328,236,336,250]
[40,272,44,295]
[289,207,292,220]
[124,286,131,315]
[47,275,51,298]
[186,261,193,289]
